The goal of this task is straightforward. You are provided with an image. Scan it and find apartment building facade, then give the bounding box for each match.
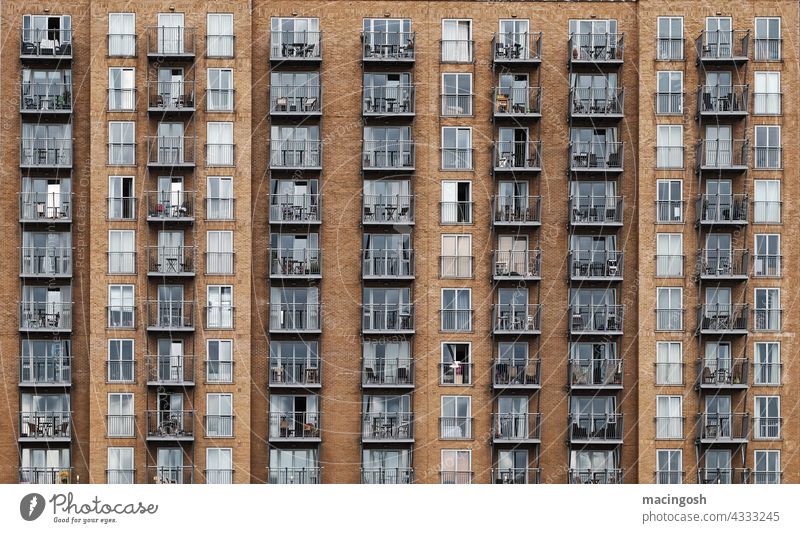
[0,0,797,485]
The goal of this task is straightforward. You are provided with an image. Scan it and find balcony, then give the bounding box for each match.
[657,37,684,61]
[270,140,322,170]
[569,196,624,226]
[270,194,321,225]
[570,88,624,118]
[20,192,72,223]
[363,86,415,117]
[492,413,541,443]
[270,31,322,62]
[147,246,196,277]
[569,304,624,335]
[19,467,73,484]
[440,417,472,440]
[19,412,71,441]
[147,81,195,113]
[440,471,473,484]
[268,467,321,484]
[696,194,748,225]
[270,249,322,279]
[362,359,414,388]
[270,85,322,116]
[695,140,749,171]
[696,249,749,280]
[363,195,414,225]
[696,30,749,63]
[569,469,623,484]
[362,249,414,280]
[697,413,750,444]
[569,33,624,64]
[146,136,197,168]
[20,29,73,59]
[569,142,623,172]
[569,250,623,281]
[698,468,750,484]
[492,359,541,389]
[145,355,195,386]
[21,82,72,114]
[205,251,235,275]
[106,415,136,438]
[491,196,541,226]
[269,361,321,389]
[145,411,194,441]
[696,304,749,335]
[492,304,542,335]
[569,413,623,443]
[493,141,542,172]
[20,247,72,278]
[492,250,542,281]
[362,412,414,443]
[754,147,782,170]
[492,32,542,64]
[268,412,321,442]
[362,468,414,484]
[148,466,194,485]
[146,191,196,222]
[569,359,624,389]
[491,468,540,484]
[19,354,71,387]
[145,301,196,331]
[493,87,542,119]
[696,358,749,389]
[362,304,414,334]
[204,415,234,438]
[753,254,782,278]
[269,303,322,333]
[362,31,415,62]
[20,138,72,168]
[696,85,748,117]
[19,301,72,332]
[362,141,415,171]
[145,26,196,59]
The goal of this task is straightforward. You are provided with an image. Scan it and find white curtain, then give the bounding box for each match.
[207,14,233,57]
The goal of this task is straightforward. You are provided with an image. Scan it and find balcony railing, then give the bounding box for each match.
[492,196,541,225]
[270,139,322,169]
[204,415,234,437]
[493,141,542,171]
[570,87,624,116]
[697,85,748,115]
[656,200,685,223]
[362,468,414,484]
[20,301,72,331]
[697,413,750,442]
[656,256,683,280]
[206,144,235,167]
[268,467,321,484]
[270,248,322,278]
[20,247,71,277]
[569,250,623,280]
[362,304,414,334]
[269,303,322,333]
[440,256,472,279]
[493,87,542,117]
[655,416,685,439]
[363,85,414,115]
[362,31,415,61]
[146,136,197,167]
[205,198,235,221]
[754,147,782,169]
[492,413,541,442]
[269,412,321,440]
[107,306,135,329]
[569,413,623,442]
[205,251,235,275]
[146,191,195,221]
[362,359,414,388]
[492,32,542,63]
[20,354,71,386]
[696,194,748,225]
[146,81,196,111]
[569,33,624,62]
[755,38,781,61]
[206,34,235,58]
[21,138,72,168]
[205,305,235,330]
[19,412,71,440]
[363,140,415,170]
[205,469,233,484]
[21,82,72,112]
[441,40,474,62]
[106,360,135,383]
[569,304,624,335]
[696,139,749,170]
[440,471,472,484]
[698,468,749,484]
[441,147,472,170]
[492,304,542,334]
[656,147,684,168]
[270,31,322,61]
[696,249,749,279]
[753,417,781,440]
[440,362,472,384]
[270,85,322,115]
[493,359,541,388]
[108,197,136,220]
[363,195,414,224]
[362,249,414,279]
[569,358,623,388]
[656,309,684,331]
[270,194,320,224]
[656,92,684,114]
[754,92,782,115]
[269,361,321,388]
[569,196,623,225]
[753,254,781,277]
[106,414,135,438]
[362,412,414,441]
[145,300,196,331]
[20,192,72,222]
[569,469,623,484]
[569,142,623,171]
[441,94,473,116]
[754,309,782,332]
[147,246,196,276]
[657,37,684,60]
[145,355,195,385]
[656,471,683,484]
[696,30,749,61]
[148,466,194,484]
[20,29,73,58]
[440,416,472,439]
[696,304,749,334]
[492,468,540,484]
[20,468,73,484]
[145,26,196,57]
[749,471,782,484]
[493,250,541,280]
[145,410,194,440]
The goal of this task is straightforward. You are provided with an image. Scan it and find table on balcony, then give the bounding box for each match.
[164,257,180,273]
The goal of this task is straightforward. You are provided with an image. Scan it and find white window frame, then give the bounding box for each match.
[441,19,473,63]
[440,234,472,278]
[656,449,683,484]
[440,449,471,484]
[754,71,781,115]
[108,13,136,57]
[754,17,781,61]
[656,179,683,223]
[107,338,134,383]
[754,233,781,278]
[441,126,472,170]
[440,288,472,332]
[656,125,683,168]
[108,229,135,274]
[753,450,781,484]
[108,67,135,111]
[441,72,473,116]
[207,14,234,58]
[656,71,683,114]
[753,180,780,223]
[656,287,682,331]
[107,447,134,484]
[441,181,472,224]
[656,396,683,439]
[206,447,233,484]
[206,230,234,275]
[754,342,780,386]
[207,68,234,111]
[656,16,684,60]
[655,342,682,385]
[107,392,134,437]
[754,396,780,439]
[440,395,472,441]
[207,122,234,167]
[207,339,233,383]
[207,285,234,329]
[440,342,472,385]
[206,393,233,438]
[754,287,781,332]
[108,121,135,166]
[107,284,135,329]
[656,233,683,277]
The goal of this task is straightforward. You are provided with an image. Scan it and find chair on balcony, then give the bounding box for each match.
[303,97,318,112]
[496,94,509,113]
[275,97,288,112]
[606,258,619,277]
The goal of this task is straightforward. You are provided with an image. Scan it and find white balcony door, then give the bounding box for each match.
[208,286,233,328]
[706,17,732,56]
[705,125,732,166]
[158,339,184,382]
[755,72,780,114]
[158,123,184,163]
[158,13,184,54]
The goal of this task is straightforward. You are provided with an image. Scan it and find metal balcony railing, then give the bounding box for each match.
[206,88,235,111]
[145,26,196,57]
[107,469,133,484]
[440,362,472,385]
[108,33,136,57]
[569,469,623,484]
[363,195,414,224]
[493,250,541,280]
[754,309,782,332]
[106,306,135,329]
[569,304,624,334]
[270,31,322,60]
[145,301,196,331]
[106,415,135,437]
[754,147,782,169]
[362,249,414,279]
[145,410,194,440]
[147,466,194,484]
[656,146,684,168]
[492,468,540,484]
[569,142,623,171]
[696,194,749,224]
[268,467,321,484]
[569,250,623,280]
[362,468,414,484]
[696,249,750,279]
[206,198,235,221]
[569,413,623,442]
[656,200,685,223]
[656,309,684,331]
[753,254,781,277]
[206,34,235,58]
[749,471,782,484]
[569,358,623,388]
[270,248,322,278]
[270,194,320,224]
[19,412,71,439]
[20,247,72,277]
[269,412,321,440]
[570,87,624,116]
[19,301,72,331]
[493,87,542,117]
[362,412,414,441]
[753,417,781,440]
[20,28,73,58]
[492,32,542,63]
[441,147,472,170]
[656,91,684,114]
[20,468,73,484]
[20,354,71,386]
[21,138,72,167]
[270,85,322,114]
[698,468,749,484]
[270,139,322,169]
[362,31,415,61]
[145,355,195,385]
[106,360,135,383]
[569,33,624,62]
[656,471,683,484]
[363,85,414,115]
[147,246,196,276]
[493,359,541,388]
[269,303,322,332]
[146,136,197,167]
[441,40,474,62]
[204,415,234,437]
[362,359,414,387]
[21,82,72,112]
[569,196,623,225]
[696,304,749,334]
[492,413,541,442]
[492,304,542,334]
[108,196,136,220]
[146,191,196,220]
[696,139,749,170]
[755,38,781,61]
[205,251,235,275]
[697,413,750,441]
[204,469,233,484]
[493,141,542,171]
[655,362,684,385]
[20,192,72,222]
[362,304,414,333]
[205,360,234,383]
[440,416,473,439]
[441,93,473,116]
[697,85,748,115]
[492,196,541,225]
[363,140,415,170]
[269,360,321,387]
[657,37,684,60]
[696,30,749,61]
[440,471,472,484]
[206,144,235,167]
[440,256,473,279]
[146,81,195,111]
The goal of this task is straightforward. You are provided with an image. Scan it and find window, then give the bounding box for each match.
[657,17,683,60]
[753,180,780,223]
[656,71,683,114]
[207,231,234,274]
[207,14,234,58]
[569,19,619,61]
[441,288,471,332]
[656,396,682,439]
[754,450,781,484]
[272,340,320,386]
[441,235,472,278]
[269,449,319,484]
[656,234,683,277]
[206,448,233,484]
[754,342,780,386]
[108,68,135,111]
[108,122,135,165]
[362,126,412,169]
[754,288,781,331]
[441,19,472,62]
[656,125,683,168]
[107,393,134,437]
[108,339,134,383]
[207,122,234,166]
[441,450,471,484]
[207,339,233,383]
[754,72,780,115]
[754,396,780,439]
[441,127,472,170]
[108,285,134,328]
[656,287,682,331]
[441,343,471,385]
[441,181,472,224]
[206,393,233,437]
[656,180,683,223]
[270,17,320,60]
[754,234,781,277]
[156,12,186,54]
[755,17,781,61]
[108,230,135,273]
[107,447,134,484]
[441,73,472,115]
[656,450,682,484]
[207,176,234,220]
[108,176,134,220]
[656,342,682,385]
[754,126,781,169]
[108,13,135,57]
[207,68,234,111]
[207,285,233,329]
[441,396,471,440]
